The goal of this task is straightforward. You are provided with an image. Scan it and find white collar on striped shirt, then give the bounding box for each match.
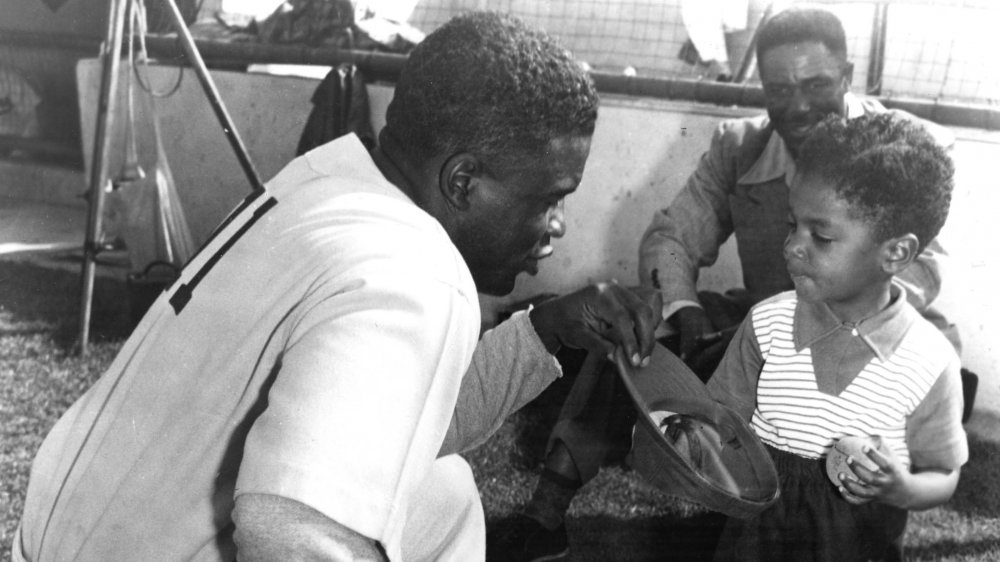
[792,284,918,361]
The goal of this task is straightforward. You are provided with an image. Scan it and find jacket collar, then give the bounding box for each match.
[738,93,867,187]
[792,283,917,362]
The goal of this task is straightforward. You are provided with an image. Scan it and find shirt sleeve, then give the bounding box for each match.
[234,238,479,556]
[887,107,953,316]
[906,356,969,471]
[438,308,563,457]
[638,121,737,315]
[706,310,763,421]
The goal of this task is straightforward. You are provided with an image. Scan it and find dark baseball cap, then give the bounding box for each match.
[613,343,779,519]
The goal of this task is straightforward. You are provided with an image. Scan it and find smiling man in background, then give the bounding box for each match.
[640,5,958,375]
[639,8,958,372]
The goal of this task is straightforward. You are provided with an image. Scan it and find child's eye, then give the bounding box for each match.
[811,232,833,244]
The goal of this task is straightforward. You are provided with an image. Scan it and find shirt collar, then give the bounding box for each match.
[792,283,917,362]
[737,93,867,187]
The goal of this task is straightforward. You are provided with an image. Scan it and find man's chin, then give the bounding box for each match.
[480,265,547,296]
[476,275,520,297]
[779,129,810,154]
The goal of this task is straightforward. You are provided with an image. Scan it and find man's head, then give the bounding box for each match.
[785,113,954,320]
[381,11,599,295]
[756,7,853,156]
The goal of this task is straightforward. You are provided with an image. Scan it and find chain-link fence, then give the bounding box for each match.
[409,0,998,107]
[2,0,997,168]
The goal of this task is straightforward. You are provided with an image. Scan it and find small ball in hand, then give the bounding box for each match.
[825,435,880,487]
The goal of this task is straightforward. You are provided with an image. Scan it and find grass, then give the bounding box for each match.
[2,257,999,561]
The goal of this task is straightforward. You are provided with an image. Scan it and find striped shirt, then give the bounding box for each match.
[708,290,967,471]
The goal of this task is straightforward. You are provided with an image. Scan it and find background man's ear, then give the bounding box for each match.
[842,61,855,87]
[439,153,479,211]
[883,233,919,274]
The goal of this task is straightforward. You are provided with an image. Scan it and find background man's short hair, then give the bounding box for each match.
[384,11,599,173]
[756,6,848,62]
[797,113,955,252]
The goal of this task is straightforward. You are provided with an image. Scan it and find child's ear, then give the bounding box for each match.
[881,234,920,275]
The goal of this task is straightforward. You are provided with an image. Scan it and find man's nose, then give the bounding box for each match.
[788,89,811,114]
[548,201,566,238]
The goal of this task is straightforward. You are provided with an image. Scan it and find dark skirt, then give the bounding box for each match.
[713,445,907,562]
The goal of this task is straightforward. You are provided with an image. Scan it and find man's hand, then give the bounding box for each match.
[672,306,715,362]
[688,325,738,375]
[529,281,661,367]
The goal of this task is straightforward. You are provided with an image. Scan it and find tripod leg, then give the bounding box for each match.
[156,0,266,194]
[77,0,129,355]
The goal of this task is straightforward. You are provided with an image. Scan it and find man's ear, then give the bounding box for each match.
[841,61,855,88]
[439,153,479,211]
[882,233,919,275]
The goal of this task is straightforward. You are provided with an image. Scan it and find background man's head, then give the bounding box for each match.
[382,12,599,296]
[755,7,853,156]
[797,112,954,253]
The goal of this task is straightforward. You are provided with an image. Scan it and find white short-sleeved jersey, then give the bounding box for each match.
[17,135,480,561]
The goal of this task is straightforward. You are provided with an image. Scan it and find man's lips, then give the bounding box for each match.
[786,122,815,137]
[524,244,555,275]
[531,244,554,260]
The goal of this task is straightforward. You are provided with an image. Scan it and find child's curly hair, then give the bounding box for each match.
[383,11,599,174]
[797,113,954,251]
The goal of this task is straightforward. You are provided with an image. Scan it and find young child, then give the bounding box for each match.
[706,112,968,562]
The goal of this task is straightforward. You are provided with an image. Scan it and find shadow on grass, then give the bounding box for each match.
[487,511,727,562]
[571,512,727,562]
[947,428,1000,518]
[0,259,133,347]
[907,537,1000,561]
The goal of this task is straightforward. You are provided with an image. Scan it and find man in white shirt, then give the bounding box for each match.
[14,11,660,562]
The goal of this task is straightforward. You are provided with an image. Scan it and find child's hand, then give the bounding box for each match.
[836,442,912,508]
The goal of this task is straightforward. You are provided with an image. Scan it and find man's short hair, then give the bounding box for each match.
[384,11,599,173]
[797,113,954,252]
[756,6,848,62]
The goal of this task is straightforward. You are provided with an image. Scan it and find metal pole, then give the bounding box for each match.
[866,3,889,96]
[157,0,266,194]
[77,0,129,355]
[734,3,776,84]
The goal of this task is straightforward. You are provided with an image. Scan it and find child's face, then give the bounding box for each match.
[784,175,890,322]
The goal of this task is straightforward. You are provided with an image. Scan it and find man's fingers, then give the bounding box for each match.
[678,333,700,361]
[532,281,661,365]
[674,307,713,362]
[596,284,659,366]
[572,326,616,359]
[603,304,641,365]
[615,285,660,361]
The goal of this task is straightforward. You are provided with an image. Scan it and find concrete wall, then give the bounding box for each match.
[73,61,998,420]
